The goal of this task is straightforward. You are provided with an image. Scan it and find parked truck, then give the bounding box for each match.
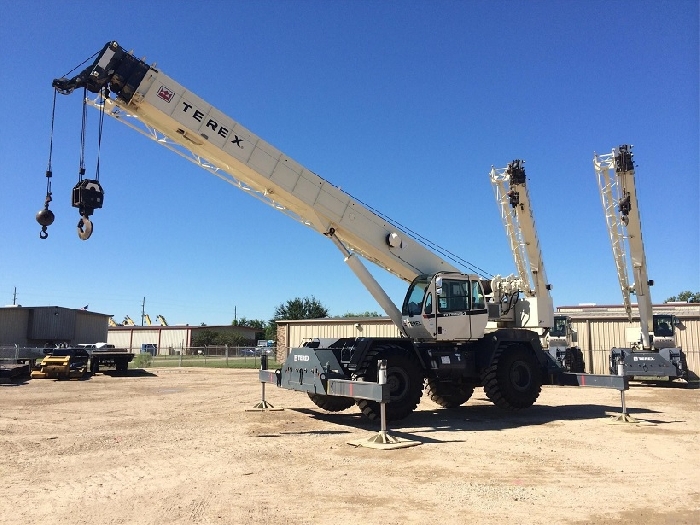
[43,41,626,420]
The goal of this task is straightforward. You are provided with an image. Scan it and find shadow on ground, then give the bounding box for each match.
[101,369,158,378]
[288,398,667,444]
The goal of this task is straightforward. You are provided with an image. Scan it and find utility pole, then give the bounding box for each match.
[13,287,17,305]
[141,297,146,326]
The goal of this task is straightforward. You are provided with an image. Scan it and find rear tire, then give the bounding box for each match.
[354,344,424,421]
[307,392,355,412]
[425,377,474,408]
[481,344,542,410]
[564,347,585,373]
[678,350,689,381]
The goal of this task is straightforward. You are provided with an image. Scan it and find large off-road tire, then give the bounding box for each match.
[564,347,586,373]
[307,392,355,412]
[674,350,689,382]
[481,344,542,410]
[425,377,475,408]
[354,344,424,421]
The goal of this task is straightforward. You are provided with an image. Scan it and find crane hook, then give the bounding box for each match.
[36,191,55,239]
[77,215,93,240]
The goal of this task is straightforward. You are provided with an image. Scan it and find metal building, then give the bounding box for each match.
[107,324,258,354]
[275,316,402,357]
[0,306,110,347]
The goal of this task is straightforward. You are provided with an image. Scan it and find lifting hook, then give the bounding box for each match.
[36,188,55,240]
[72,179,103,241]
[77,215,93,240]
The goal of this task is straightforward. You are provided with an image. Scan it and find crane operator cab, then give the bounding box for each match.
[401,272,489,342]
[651,314,679,349]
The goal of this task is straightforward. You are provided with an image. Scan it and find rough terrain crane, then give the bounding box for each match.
[593,145,686,380]
[490,160,585,372]
[40,41,625,420]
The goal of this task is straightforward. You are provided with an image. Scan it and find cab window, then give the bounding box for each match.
[402,276,429,316]
[424,293,433,315]
[550,317,568,337]
[653,316,674,337]
[438,279,469,313]
[470,280,485,309]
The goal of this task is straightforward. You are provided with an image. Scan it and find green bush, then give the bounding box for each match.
[132,353,153,368]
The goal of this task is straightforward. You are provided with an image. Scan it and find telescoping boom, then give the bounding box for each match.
[490,160,585,373]
[593,145,686,380]
[42,42,628,422]
[47,42,468,330]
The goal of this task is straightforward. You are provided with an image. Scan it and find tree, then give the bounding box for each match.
[192,329,217,347]
[268,296,329,341]
[232,317,268,341]
[341,311,382,318]
[232,318,266,330]
[274,296,329,320]
[665,291,700,303]
[191,330,248,348]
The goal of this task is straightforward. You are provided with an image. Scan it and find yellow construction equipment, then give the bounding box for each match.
[30,348,89,379]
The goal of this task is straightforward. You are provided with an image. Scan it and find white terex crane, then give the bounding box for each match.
[42,42,625,421]
[489,160,585,373]
[593,145,686,380]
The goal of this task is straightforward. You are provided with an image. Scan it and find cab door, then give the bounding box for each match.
[435,277,473,341]
[401,275,434,340]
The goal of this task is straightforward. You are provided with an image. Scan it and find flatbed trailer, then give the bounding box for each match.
[0,346,134,379]
[0,363,31,382]
[88,348,134,372]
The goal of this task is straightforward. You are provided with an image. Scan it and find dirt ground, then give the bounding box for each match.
[1,367,698,525]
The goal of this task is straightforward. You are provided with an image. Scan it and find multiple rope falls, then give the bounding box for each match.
[38,86,106,240]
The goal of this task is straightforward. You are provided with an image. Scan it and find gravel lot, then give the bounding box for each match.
[1,367,698,524]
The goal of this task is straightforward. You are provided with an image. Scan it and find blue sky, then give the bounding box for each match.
[1,0,698,326]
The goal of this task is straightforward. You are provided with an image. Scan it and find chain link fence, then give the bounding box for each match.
[140,345,280,369]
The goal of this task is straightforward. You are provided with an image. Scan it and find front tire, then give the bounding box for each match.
[307,392,355,412]
[425,377,475,408]
[354,344,424,421]
[481,344,542,410]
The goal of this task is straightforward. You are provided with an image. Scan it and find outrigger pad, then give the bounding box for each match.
[608,413,641,425]
[347,431,421,450]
